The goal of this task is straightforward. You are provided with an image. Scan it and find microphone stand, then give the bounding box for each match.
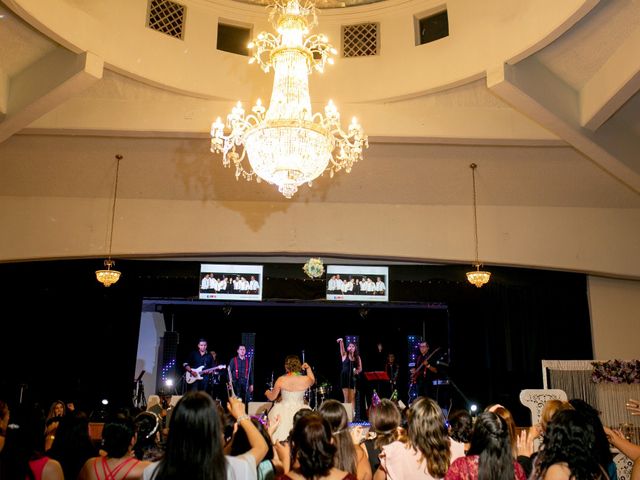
[245,354,253,405]
[440,358,471,418]
[302,349,313,408]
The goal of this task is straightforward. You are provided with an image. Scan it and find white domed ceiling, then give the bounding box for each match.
[0,0,638,279]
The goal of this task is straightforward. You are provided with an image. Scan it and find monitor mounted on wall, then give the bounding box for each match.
[326,265,388,302]
[199,264,263,301]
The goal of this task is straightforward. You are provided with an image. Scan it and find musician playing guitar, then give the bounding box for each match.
[183,338,216,393]
[411,341,439,399]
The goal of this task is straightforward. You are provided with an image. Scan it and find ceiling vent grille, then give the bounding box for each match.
[147,0,186,40]
[342,23,379,57]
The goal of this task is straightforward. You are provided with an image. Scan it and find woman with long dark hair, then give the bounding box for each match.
[531,409,607,480]
[280,412,356,480]
[364,399,404,475]
[377,396,451,479]
[318,399,371,480]
[143,391,267,480]
[445,411,525,480]
[78,413,149,480]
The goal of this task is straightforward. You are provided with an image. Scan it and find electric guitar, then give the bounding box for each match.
[410,347,441,383]
[185,365,226,384]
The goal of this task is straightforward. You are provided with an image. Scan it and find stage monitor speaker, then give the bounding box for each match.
[248,401,272,416]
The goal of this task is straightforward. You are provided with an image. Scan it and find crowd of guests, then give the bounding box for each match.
[1,388,639,479]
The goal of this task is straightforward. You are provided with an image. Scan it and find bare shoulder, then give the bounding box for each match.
[132,460,152,476]
[43,458,64,480]
[77,457,95,480]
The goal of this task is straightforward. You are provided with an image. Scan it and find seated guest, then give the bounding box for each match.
[78,413,150,480]
[2,402,64,480]
[377,396,452,479]
[280,412,356,480]
[47,410,98,480]
[133,411,165,462]
[532,409,606,480]
[229,416,277,479]
[569,398,617,480]
[318,399,371,480]
[364,399,404,475]
[448,409,472,454]
[142,391,267,480]
[446,411,526,480]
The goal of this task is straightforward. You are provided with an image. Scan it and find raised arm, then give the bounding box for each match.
[604,426,640,461]
[265,377,282,401]
[337,338,346,359]
[302,362,316,386]
[228,397,268,467]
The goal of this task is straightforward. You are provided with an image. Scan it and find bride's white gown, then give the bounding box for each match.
[268,389,311,442]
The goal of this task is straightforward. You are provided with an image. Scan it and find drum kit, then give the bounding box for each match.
[305,382,333,409]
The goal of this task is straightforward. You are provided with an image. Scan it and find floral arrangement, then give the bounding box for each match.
[303,257,324,278]
[591,359,640,384]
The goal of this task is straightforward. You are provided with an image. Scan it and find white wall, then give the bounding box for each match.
[588,276,640,360]
[135,311,166,400]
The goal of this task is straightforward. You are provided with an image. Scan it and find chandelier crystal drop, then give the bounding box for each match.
[466,163,491,288]
[210,0,368,198]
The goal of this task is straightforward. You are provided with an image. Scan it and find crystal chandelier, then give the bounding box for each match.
[96,154,122,287]
[466,163,491,288]
[210,0,368,198]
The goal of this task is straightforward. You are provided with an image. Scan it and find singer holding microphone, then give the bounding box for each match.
[337,338,362,418]
[265,355,315,442]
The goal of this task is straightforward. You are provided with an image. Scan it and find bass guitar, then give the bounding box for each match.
[186,364,226,384]
[410,347,441,383]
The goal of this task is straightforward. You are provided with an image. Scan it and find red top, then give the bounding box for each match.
[28,457,49,480]
[445,455,526,480]
[278,474,357,480]
[92,456,141,480]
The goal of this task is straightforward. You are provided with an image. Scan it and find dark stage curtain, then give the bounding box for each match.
[0,260,591,425]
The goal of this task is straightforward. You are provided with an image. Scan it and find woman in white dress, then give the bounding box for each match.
[265,355,315,442]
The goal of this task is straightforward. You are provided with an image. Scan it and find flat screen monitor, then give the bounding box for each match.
[199,264,263,301]
[326,265,389,302]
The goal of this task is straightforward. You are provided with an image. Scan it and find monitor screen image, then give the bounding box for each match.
[326,265,389,302]
[199,264,263,301]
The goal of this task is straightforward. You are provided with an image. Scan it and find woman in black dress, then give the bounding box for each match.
[337,338,362,417]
